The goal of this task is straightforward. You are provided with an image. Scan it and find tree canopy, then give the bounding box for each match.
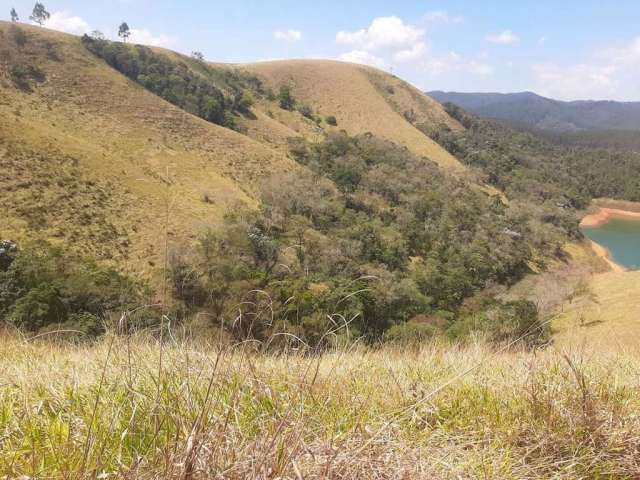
[118,22,130,42]
[29,2,49,26]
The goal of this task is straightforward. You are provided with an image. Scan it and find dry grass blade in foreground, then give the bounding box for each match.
[1,333,639,479]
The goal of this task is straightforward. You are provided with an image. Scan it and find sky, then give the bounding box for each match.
[3,0,640,101]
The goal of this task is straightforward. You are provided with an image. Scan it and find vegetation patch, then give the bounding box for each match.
[0,241,149,336]
[166,133,566,346]
[434,103,640,205]
[81,34,263,130]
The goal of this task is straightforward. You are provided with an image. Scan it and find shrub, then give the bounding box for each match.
[10,25,28,47]
[403,109,417,123]
[385,321,437,345]
[10,64,46,91]
[81,36,257,130]
[8,284,67,332]
[297,103,313,119]
[0,242,144,335]
[448,300,548,346]
[325,115,338,126]
[278,85,295,110]
[0,240,18,271]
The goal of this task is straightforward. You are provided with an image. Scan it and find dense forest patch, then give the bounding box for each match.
[81,34,263,130]
[0,241,152,336]
[168,133,559,346]
[434,103,640,205]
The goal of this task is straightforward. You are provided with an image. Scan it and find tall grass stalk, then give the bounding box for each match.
[0,331,639,478]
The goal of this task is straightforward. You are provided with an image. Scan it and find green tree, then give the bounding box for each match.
[29,2,49,26]
[191,51,204,61]
[118,22,131,42]
[10,7,19,22]
[90,30,105,40]
[325,115,338,126]
[278,85,295,110]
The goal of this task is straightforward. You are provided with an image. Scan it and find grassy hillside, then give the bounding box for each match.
[554,269,640,350]
[0,22,299,278]
[0,23,469,281]
[245,60,466,172]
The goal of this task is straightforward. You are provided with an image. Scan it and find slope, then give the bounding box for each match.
[0,22,299,277]
[0,22,479,285]
[245,60,466,172]
[553,269,640,350]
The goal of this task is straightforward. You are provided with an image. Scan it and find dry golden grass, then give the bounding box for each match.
[554,269,640,350]
[0,22,301,278]
[244,60,467,172]
[1,331,639,479]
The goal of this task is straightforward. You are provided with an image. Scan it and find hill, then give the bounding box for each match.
[245,60,464,170]
[427,90,640,132]
[0,22,465,279]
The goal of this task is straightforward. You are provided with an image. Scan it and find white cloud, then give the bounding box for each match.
[41,11,91,35]
[335,15,491,79]
[128,29,177,48]
[394,42,428,63]
[338,50,386,69]
[531,36,640,100]
[486,30,520,45]
[538,36,547,45]
[274,29,302,42]
[424,10,463,24]
[337,16,424,52]
[420,51,493,77]
[598,37,640,66]
[532,63,618,99]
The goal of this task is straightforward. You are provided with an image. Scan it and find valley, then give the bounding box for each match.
[2,7,640,478]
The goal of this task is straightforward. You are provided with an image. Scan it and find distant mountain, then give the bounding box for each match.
[427,91,640,132]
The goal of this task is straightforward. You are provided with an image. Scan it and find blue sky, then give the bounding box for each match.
[3,0,640,100]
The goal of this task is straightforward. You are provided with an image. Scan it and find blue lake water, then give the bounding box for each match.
[582,217,640,270]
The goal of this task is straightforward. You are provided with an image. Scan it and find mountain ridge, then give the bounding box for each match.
[428,90,640,132]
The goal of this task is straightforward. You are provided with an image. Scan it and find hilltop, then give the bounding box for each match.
[428,90,640,132]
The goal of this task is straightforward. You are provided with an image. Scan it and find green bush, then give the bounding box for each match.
[278,85,295,110]
[297,103,313,119]
[81,35,259,130]
[325,115,338,126]
[0,242,144,335]
[448,300,547,346]
[8,284,67,332]
[385,322,437,345]
[9,25,28,47]
[10,64,46,91]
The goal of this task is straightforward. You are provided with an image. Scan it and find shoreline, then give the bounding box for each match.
[580,207,640,228]
[586,240,627,273]
[579,202,640,272]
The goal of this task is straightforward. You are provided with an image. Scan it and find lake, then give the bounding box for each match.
[582,217,640,270]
